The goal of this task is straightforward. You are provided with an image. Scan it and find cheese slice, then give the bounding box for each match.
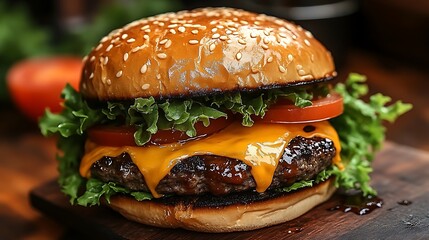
[80,121,342,198]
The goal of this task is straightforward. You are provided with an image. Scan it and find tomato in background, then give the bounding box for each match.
[7,57,83,121]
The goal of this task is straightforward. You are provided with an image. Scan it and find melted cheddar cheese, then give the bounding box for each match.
[80,121,342,198]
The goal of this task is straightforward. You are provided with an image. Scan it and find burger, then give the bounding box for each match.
[39,8,411,232]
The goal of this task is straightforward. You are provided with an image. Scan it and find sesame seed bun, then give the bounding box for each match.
[80,7,335,100]
[108,177,336,232]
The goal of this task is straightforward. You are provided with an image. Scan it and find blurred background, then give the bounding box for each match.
[0,0,428,239]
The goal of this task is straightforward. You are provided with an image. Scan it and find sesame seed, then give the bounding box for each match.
[127,38,136,43]
[169,29,176,34]
[106,79,112,85]
[240,20,248,25]
[296,64,303,70]
[101,36,109,43]
[123,53,129,61]
[144,29,151,33]
[116,71,123,78]
[217,25,224,29]
[274,19,284,25]
[141,25,149,30]
[141,83,150,90]
[188,39,199,45]
[210,20,217,25]
[90,56,95,62]
[178,26,186,33]
[160,39,168,45]
[236,52,242,60]
[263,37,270,44]
[227,39,233,43]
[254,21,261,25]
[103,57,109,65]
[191,29,198,35]
[112,37,120,43]
[238,39,246,45]
[288,54,294,61]
[165,40,172,48]
[305,31,313,38]
[132,46,142,53]
[156,73,161,80]
[140,64,148,74]
[89,72,94,79]
[211,28,217,33]
[267,56,273,63]
[212,33,220,39]
[297,26,303,31]
[219,35,228,40]
[157,53,167,59]
[143,35,149,40]
[304,39,311,46]
[158,22,165,27]
[250,32,257,38]
[121,34,128,39]
[261,44,269,50]
[226,30,232,35]
[106,44,113,52]
[209,43,216,51]
[298,69,306,75]
[232,32,239,35]
[292,34,297,40]
[95,44,103,51]
[168,24,178,28]
[279,66,286,73]
[279,32,288,38]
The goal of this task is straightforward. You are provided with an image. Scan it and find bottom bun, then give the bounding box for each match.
[108,178,336,232]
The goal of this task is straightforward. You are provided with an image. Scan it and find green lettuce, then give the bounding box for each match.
[330,73,412,195]
[39,83,319,204]
[39,73,411,205]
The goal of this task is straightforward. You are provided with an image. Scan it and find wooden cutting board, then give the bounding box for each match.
[30,142,429,239]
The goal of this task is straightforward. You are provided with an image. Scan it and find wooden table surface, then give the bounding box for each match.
[1,50,428,239]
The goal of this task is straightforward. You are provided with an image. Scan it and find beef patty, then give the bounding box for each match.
[90,136,336,196]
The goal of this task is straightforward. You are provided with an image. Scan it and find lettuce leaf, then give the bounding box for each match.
[39,83,320,204]
[38,73,411,205]
[330,73,412,195]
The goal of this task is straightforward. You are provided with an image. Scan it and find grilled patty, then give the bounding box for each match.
[90,136,336,196]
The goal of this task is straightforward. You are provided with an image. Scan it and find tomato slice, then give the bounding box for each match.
[7,57,82,121]
[88,117,233,146]
[258,93,343,123]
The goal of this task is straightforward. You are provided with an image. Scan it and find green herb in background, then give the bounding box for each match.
[59,0,182,55]
[0,2,52,103]
[0,0,181,104]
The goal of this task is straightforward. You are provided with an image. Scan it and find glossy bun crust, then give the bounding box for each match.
[108,178,336,232]
[80,8,335,100]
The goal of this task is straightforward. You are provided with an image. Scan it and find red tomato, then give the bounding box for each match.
[258,93,343,123]
[88,117,233,146]
[7,57,83,121]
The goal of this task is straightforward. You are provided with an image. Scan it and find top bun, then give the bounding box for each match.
[80,8,335,100]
